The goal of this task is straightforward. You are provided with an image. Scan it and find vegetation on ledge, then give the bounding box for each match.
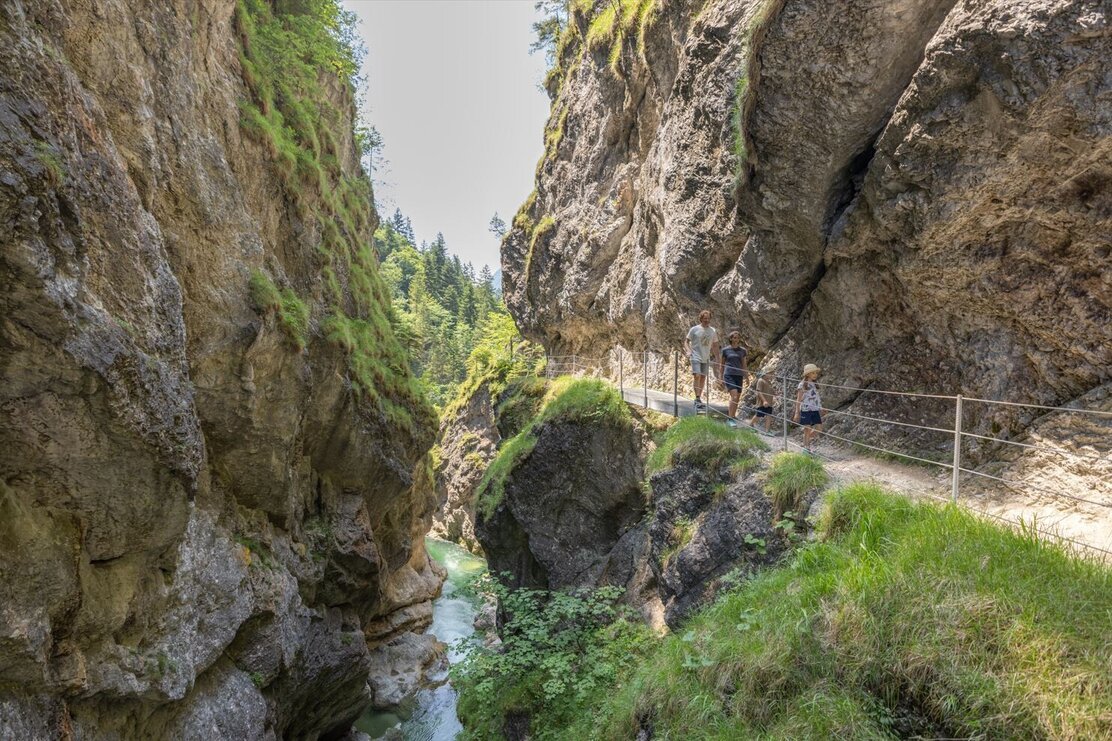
[646,416,766,475]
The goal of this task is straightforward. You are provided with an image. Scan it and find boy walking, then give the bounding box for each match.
[747,369,776,435]
[684,310,719,410]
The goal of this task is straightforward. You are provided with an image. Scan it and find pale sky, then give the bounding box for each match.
[346,0,551,273]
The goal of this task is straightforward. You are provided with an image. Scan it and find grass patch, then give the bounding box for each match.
[34,141,64,185]
[584,0,658,72]
[647,417,766,475]
[476,378,631,518]
[572,484,1112,739]
[661,516,696,565]
[248,270,310,350]
[495,374,549,439]
[764,451,828,517]
[525,214,556,279]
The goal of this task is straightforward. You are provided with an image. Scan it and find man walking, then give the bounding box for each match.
[684,310,719,411]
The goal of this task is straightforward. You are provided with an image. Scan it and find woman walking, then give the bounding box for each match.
[793,363,823,453]
[719,331,748,426]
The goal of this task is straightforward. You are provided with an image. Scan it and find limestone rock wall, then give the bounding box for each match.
[0,0,440,736]
[504,0,1110,435]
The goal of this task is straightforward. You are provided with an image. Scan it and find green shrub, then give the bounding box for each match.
[764,451,828,516]
[647,416,766,474]
[576,484,1112,739]
[453,576,654,740]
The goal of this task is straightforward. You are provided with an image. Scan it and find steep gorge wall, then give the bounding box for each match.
[0,0,440,737]
[504,0,1110,436]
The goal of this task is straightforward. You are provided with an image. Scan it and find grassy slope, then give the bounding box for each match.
[234,0,433,437]
[563,484,1112,740]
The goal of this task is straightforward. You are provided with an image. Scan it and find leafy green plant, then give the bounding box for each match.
[743,532,767,555]
[453,575,653,740]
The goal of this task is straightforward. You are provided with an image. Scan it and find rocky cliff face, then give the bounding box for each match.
[0,0,441,737]
[504,0,1110,432]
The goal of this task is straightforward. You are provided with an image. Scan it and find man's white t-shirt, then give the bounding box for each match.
[687,324,718,363]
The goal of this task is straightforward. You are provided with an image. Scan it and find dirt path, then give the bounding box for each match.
[796,435,1112,559]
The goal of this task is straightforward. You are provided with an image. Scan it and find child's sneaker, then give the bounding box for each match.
[694,398,706,410]
[727,418,737,428]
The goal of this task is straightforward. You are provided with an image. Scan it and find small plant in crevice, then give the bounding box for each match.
[662,516,696,565]
[743,532,767,555]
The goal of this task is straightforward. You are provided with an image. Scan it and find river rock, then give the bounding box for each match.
[475,417,648,591]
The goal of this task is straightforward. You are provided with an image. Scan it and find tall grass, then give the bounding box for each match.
[763,451,828,516]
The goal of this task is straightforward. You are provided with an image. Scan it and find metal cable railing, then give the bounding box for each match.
[542,351,1112,559]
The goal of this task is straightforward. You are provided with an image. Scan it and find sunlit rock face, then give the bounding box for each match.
[504,0,1111,437]
[0,0,440,735]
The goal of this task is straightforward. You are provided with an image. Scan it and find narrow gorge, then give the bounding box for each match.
[2,0,1110,739]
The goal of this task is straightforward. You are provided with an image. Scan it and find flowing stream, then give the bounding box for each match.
[356,538,487,740]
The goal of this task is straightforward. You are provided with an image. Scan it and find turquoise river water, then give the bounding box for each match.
[355,538,487,740]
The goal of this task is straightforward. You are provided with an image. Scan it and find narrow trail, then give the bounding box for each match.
[620,386,1112,559]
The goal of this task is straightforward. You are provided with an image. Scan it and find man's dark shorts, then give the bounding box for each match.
[755,406,773,419]
[799,410,822,426]
[724,374,744,391]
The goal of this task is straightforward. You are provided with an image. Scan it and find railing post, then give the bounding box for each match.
[705,363,711,417]
[951,394,963,503]
[618,349,624,400]
[781,373,789,451]
[673,351,679,417]
[643,352,649,409]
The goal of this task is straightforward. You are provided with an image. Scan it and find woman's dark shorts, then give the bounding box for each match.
[755,406,773,419]
[724,374,744,391]
[799,410,822,426]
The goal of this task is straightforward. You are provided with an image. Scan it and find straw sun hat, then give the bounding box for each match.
[802,363,822,377]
